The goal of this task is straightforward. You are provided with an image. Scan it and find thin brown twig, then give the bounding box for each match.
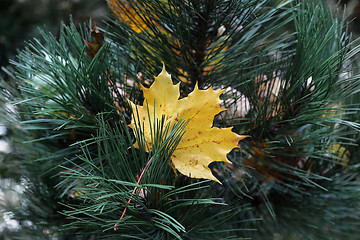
[114,156,153,230]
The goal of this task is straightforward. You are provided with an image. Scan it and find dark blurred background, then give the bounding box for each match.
[0,0,109,78]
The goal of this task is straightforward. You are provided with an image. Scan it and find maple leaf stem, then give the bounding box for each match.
[114,156,153,230]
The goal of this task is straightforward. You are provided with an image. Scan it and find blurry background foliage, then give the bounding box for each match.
[2,0,360,78]
[0,0,108,236]
[0,0,108,78]
[0,0,108,174]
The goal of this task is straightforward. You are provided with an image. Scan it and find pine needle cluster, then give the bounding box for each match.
[1,0,360,239]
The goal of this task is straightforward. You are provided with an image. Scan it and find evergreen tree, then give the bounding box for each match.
[1,0,360,239]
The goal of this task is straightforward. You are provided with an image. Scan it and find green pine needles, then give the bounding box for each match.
[2,0,360,239]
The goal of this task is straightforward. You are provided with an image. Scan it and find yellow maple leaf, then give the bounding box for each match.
[128,65,247,183]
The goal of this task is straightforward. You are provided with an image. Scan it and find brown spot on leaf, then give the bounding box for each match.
[189,159,198,166]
